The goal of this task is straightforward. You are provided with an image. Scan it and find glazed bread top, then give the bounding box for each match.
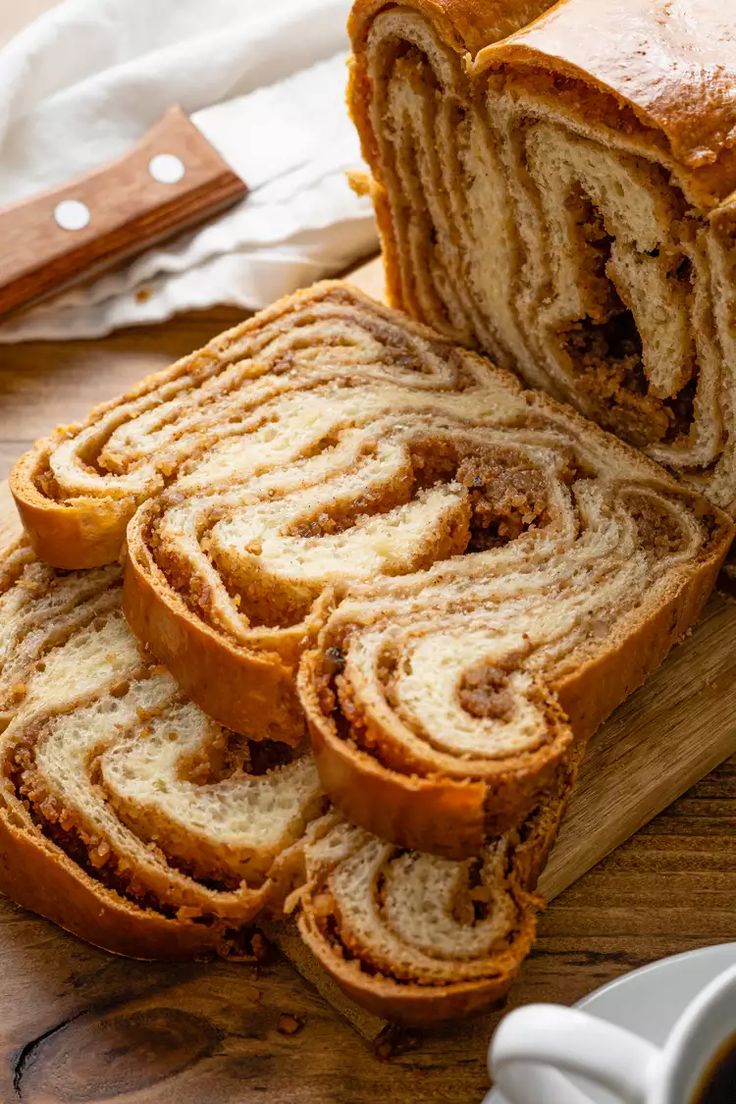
[480,0,736,206]
[351,0,736,206]
[349,0,554,56]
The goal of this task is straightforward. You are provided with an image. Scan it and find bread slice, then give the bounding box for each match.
[109,288,730,853]
[0,543,564,1023]
[13,280,480,571]
[348,0,736,514]
[288,760,573,1027]
[0,543,324,960]
[0,542,121,731]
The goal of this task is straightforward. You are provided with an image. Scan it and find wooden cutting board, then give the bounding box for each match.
[1,255,736,1048]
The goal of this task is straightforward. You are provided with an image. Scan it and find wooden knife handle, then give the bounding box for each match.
[0,105,247,319]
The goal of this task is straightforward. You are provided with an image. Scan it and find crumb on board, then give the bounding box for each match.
[277,1012,304,1036]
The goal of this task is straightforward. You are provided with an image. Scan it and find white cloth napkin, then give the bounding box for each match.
[0,0,378,342]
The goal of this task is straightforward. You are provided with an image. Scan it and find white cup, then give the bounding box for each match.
[489,963,736,1104]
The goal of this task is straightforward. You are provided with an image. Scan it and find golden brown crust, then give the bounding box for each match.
[0,805,235,961]
[348,0,554,59]
[351,0,736,205]
[10,441,134,570]
[477,0,736,205]
[122,530,305,746]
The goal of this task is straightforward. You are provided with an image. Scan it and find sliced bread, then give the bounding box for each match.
[289,766,572,1026]
[10,285,733,850]
[0,543,323,959]
[116,289,731,850]
[0,542,562,1023]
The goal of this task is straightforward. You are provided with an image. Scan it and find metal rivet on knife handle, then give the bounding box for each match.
[148,154,186,184]
[54,199,91,231]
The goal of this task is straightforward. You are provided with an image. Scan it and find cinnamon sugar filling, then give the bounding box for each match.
[9,740,210,917]
[556,193,696,449]
[4,719,301,913]
[459,666,515,721]
[145,429,558,642]
[624,492,692,558]
[562,311,697,449]
[306,848,525,988]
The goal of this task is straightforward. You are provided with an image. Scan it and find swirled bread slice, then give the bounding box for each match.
[297,468,730,854]
[0,542,121,731]
[0,545,324,959]
[0,545,567,1023]
[288,770,571,1027]
[348,0,736,513]
[13,281,499,571]
[111,288,731,849]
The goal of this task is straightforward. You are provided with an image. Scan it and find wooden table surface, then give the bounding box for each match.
[1,9,736,1104]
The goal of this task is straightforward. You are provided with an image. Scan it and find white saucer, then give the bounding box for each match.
[485,942,736,1104]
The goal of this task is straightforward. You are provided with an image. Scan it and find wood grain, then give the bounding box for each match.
[1,768,735,1103]
[0,106,246,319]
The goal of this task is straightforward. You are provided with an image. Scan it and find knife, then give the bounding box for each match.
[0,104,249,319]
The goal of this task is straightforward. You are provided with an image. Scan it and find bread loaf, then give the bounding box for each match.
[0,543,566,1022]
[10,285,732,852]
[348,0,736,512]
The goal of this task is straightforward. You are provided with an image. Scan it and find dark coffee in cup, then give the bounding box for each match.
[692,1033,736,1103]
